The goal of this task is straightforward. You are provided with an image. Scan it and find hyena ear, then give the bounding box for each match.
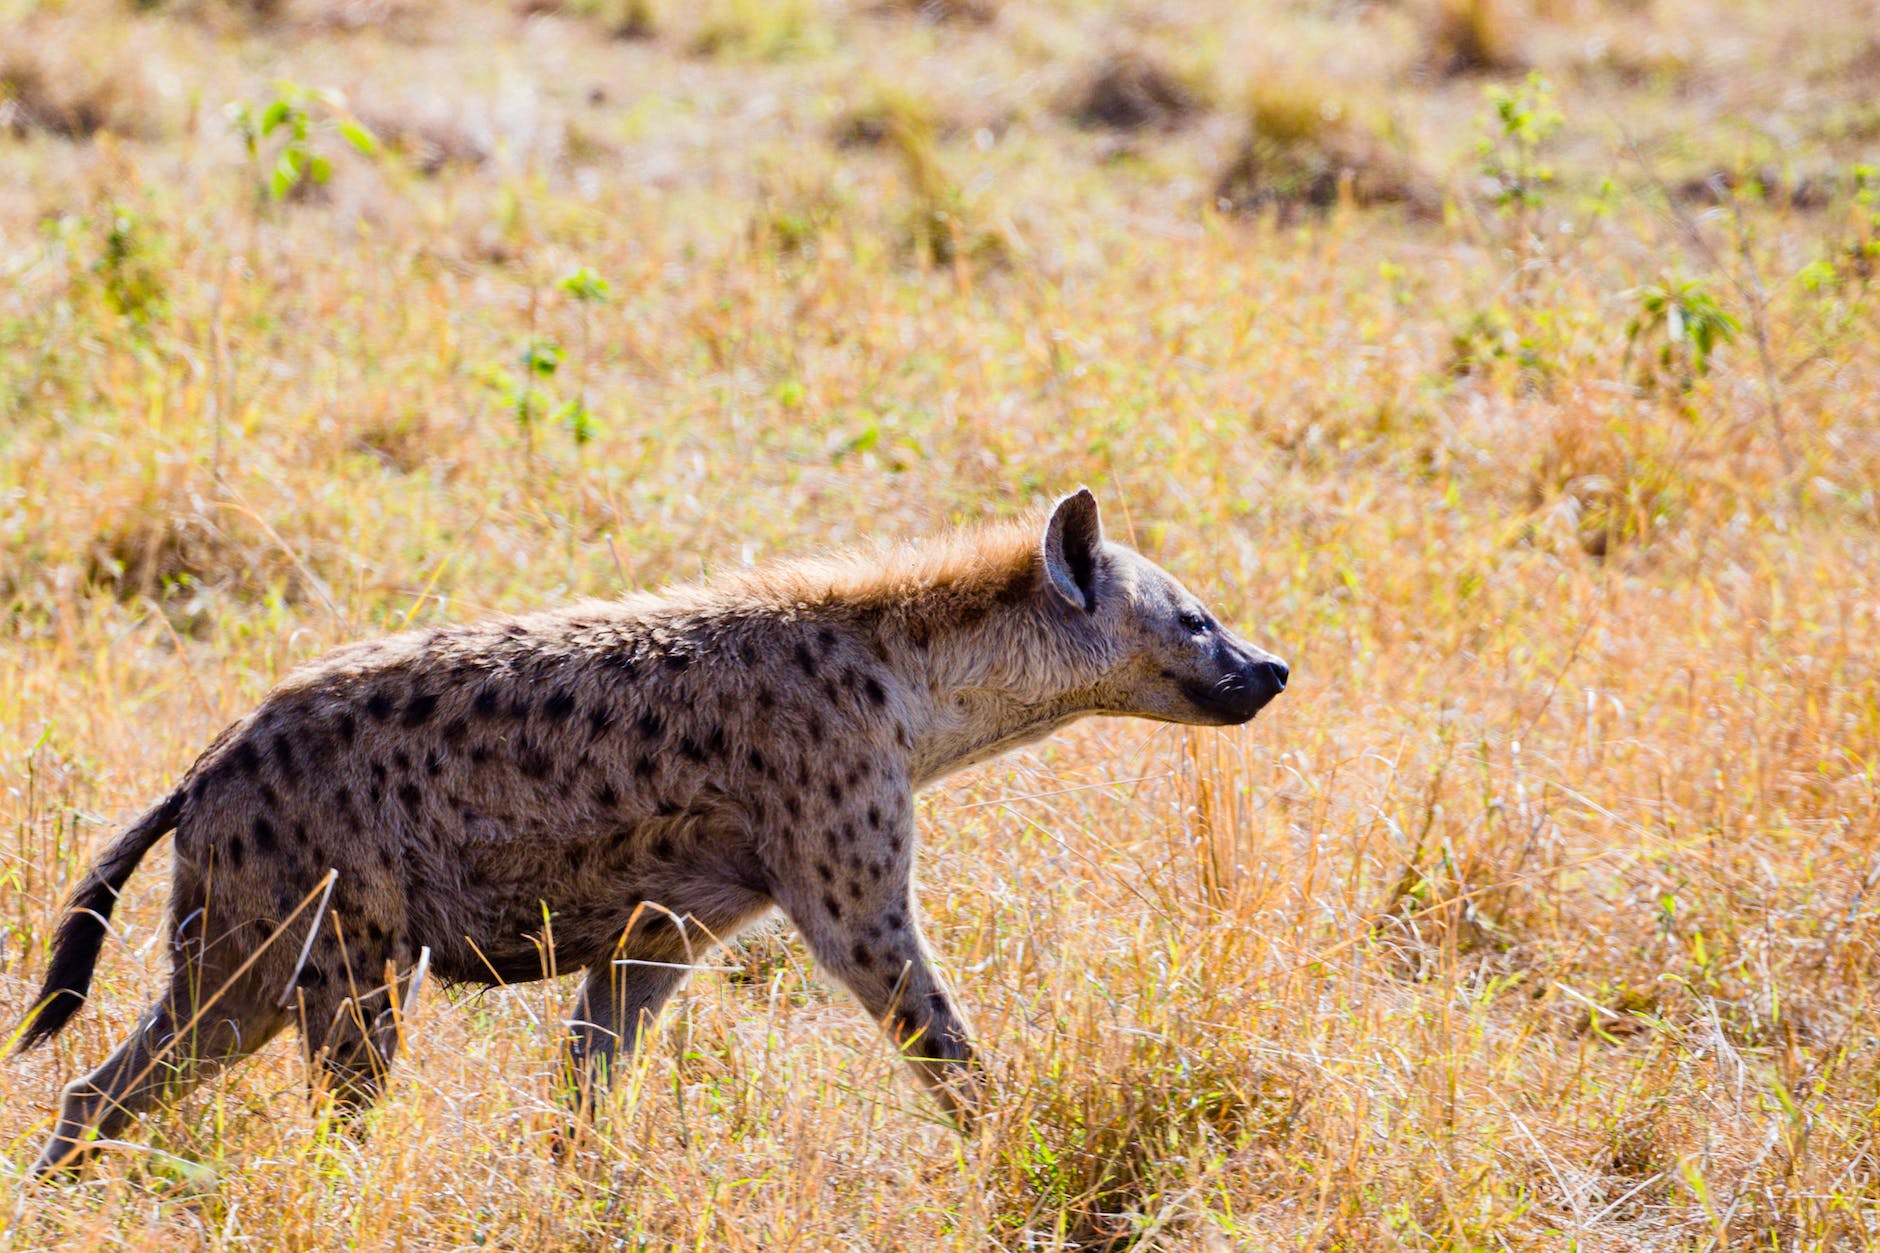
[1042,487,1103,612]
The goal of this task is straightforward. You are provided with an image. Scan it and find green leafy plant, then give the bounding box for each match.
[1623,273,1739,391]
[226,82,378,204]
[478,267,613,471]
[1477,72,1561,215]
[554,265,611,448]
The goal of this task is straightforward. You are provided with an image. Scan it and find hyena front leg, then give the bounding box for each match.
[562,958,691,1112]
[776,802,982,1130]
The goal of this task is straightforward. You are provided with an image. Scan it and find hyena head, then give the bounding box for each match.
[1039,488,1289,726]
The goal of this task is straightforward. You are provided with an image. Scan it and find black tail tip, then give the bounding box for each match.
[14,990,84,1054]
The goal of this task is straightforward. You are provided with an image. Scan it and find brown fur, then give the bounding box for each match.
[18,490,1288,1176]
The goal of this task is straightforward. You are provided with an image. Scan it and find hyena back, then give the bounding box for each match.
[18,489,1287,1176]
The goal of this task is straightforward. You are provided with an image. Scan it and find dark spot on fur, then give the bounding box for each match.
[638,709,663,741]
[470,744,492,766]
[509,694,533,720]
[600,652,638,682]
[818,627,837,649]
[794,642,819,677]
[862,675,886,706]
[403,691,438,727]
[845,766,862,788]
[544,689,577,721]
[296,965,327,988]
[895,724,912,750]
[225,834,245,868]
[748,747,766,773]
[253,816,278,853]
[816,861,833,883]
[825,780,844,804]
[424,748,444,777]
[231,738,261,778]
[365,690,396,721]
[863,922,882,940]
[866,862,882,882]
[587,706,615,739]
[595,780,619,809]
[270,732,300,786]
[823,894,842,920]
[806,713,825,743]
[392,749,412,775]
[336,711,358,744]
[822,679,841,705]
[705,726,726,756]
[653,836,675,859]
[909,621,932,650]
[517,742,553,779]
[847,881,862,901]
[442,718,469,747]
[473,687,501,719]
[679,736,706,764]
[851,943,873,969]
[377,847,394,871]
[886,910,907,931]
[756,685,775,710]
[867,804,882,828]
[784,795,802,819]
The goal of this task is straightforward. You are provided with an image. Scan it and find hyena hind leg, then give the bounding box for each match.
[33,982,287,1178]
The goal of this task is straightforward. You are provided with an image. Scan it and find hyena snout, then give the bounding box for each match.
[1183,639,1289,725]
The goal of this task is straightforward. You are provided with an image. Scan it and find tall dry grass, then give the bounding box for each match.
[2,0,1879,1247]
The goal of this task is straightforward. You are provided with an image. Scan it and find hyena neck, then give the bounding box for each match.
[884,585,1104,788]
[904,687,1093,787]
[740,520,1107,786]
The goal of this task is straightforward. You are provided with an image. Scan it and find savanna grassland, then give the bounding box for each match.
[2,0,1879,1246]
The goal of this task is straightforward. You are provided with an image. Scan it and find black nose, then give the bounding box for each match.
[1256,659,1289,693]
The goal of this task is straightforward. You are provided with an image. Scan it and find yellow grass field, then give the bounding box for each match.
[2,0,1878,1246]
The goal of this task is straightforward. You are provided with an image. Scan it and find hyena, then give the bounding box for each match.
[17,488,1287,1176]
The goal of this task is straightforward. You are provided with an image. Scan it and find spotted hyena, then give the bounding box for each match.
[17,488,1287,1176]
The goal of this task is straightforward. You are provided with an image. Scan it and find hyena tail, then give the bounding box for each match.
[14,787,185,1052]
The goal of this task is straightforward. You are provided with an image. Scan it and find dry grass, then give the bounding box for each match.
[3,0,1880,1247]
[1215,72,1436,220]
[1425,0,1529,79]
[1065,50,1206,133]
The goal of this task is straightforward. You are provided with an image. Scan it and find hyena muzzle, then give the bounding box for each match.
[15,488,1286,1177]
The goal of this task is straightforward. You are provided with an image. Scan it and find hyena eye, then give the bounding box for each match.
[1178,610,1210,635]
